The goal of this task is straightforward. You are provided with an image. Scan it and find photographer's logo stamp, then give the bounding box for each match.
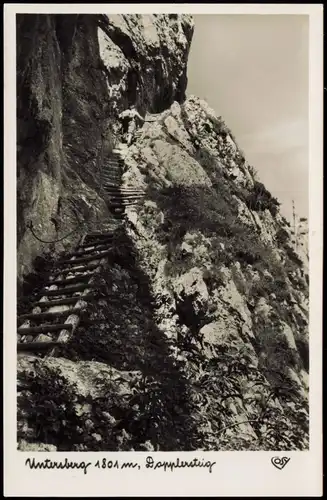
[271,457,290,470]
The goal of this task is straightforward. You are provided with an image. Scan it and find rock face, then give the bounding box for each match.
[98,14,194,115]
[16,13,193,284]
[16,14,309,452]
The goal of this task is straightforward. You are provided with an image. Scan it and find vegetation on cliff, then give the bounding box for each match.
[17,14,309,452]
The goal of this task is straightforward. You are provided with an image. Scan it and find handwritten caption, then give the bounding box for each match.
[25,456,216,475]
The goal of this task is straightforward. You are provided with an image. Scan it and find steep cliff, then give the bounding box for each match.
[17,14,309,452]
[17,13,194,283]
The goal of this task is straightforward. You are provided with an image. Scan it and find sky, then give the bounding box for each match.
[187,15,309,221]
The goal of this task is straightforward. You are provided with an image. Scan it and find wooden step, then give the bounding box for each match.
[101,181,122,187]
[52,262,100,277]
[101,179,122,184]
[85,231,115,239]
[101,182,123,189]
[17,341,60,352]
[103,164,122,170]
[101,182,121,188]
[57,249,112,266]
[105,197,144,203]
[106,199,143,206]
[101,177,122,182]
[46,273,95,286]
[79,234,114,244]
[101,185,122,191]
[105,159,120,165]
[103,189,145,195]
[64,243,111,259]
[39,283,89,297]
[32,293,95,309]
[104,162,123,168]
[104,192,144,199]
[108,200,143,207]
[103,188,145,195]
[18,309,80,322]
[101,176,122,182]
[104,185,144,191]
[18,323,74,336]
[78,238,114,249]
[103,170,123,175]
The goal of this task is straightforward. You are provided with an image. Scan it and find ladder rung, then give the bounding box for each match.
[57,250,112,266]
[108,201,142,207]
[101,176,122,180]
[17,341,60,352]
[46,273,95,286]
[103,171,123,175]
[103,166,122,169]
[86,231,115,239]
[105,196,144,203]
[18,323,74,335]
[78,238,114,249]
[102,170,122,175]
[39,283,89,297]
[101,172,122,177]
[32,293,95,308]
[101,182,121,189]
[102,178,122,182]
[52,262,100,277]
[106,159,120,165]
[18,309,80,322]
[103,188,145,194]
[103,190,144,197]
[64,243,111,258]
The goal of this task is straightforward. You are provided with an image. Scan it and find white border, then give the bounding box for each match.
[4,4,323,497]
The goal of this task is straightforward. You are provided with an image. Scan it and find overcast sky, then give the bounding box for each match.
[187,15,309,221]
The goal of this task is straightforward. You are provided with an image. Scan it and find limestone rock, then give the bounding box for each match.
[17,355,142,400]
[174,267,209,315]
[16,13,309,453]
[98,14,194,114]
[18,440,57,452]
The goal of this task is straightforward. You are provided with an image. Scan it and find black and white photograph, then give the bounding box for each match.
[4,3,323,497]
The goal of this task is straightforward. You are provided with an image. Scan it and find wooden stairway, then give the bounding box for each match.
[17,231,117,355]
[100,144,145,217]
[17,143,146,356]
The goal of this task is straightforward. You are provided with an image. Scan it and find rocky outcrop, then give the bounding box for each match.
[17,14,309,452]
[16,13,193,285]
[98,14,194,115]
[116,97,309,450]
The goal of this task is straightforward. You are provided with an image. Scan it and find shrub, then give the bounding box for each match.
[248,165,258,179]
[246,181,280,217]
[151,184,239,245]
[18,364,84,448]
[284,244,304,268]
[276,228,290,246]
[281,216,291,227]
